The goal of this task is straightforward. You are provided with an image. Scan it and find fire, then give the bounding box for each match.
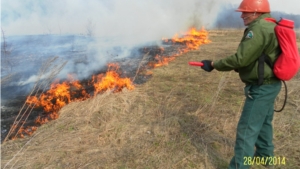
[8,64,135,139]
[168,27,211,50]
[148,54,176,68]
[26,77,90,125]
[25,64,135,126]
[26,28,209,115]
[152,27,211,68]
[6,27,211,141]
[11,126,37,140]
[92,63,135,94]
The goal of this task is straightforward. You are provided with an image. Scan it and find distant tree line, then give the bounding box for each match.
[214,5,300,29]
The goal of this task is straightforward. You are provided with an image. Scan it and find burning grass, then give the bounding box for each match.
[4,63,136,141]
[2,27,211,141]
[2,30,300,169]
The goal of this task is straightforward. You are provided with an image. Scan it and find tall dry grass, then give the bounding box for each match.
[3,56,67,142]
[296,29,300,40]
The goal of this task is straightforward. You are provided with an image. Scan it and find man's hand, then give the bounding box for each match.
[201,60,214,72]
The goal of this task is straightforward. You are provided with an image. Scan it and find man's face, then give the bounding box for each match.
[241,12,261,26]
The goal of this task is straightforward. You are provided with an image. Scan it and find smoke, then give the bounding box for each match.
[1,0,228,99]
[1,2,223,65]
[2,0,299,36]
[1,0,224,37]
[2,0,299,80]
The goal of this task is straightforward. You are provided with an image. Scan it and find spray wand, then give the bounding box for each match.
[188,62,203,67]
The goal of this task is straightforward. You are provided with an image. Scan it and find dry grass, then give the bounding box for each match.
[3,56,67,142]
[296,29,300,41]
[1,30,300,169]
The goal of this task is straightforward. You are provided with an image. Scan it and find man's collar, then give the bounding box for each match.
[248,13,271,26]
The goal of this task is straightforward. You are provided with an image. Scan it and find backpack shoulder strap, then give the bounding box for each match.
[258,53,274,85]
[264,18,277,23]
[258,54,266,85]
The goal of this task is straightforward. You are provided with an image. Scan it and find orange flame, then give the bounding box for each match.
[24,63,134,130]
[26,77,90,125]
[169,27,211,50]
[153,27,210,68]
[10,27,210,140]
[148,54,176,68]
[92,63,135,94]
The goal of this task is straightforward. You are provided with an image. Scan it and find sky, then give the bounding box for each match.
[1,0,299,37]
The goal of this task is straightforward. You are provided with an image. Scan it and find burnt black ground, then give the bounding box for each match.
[1,34,187,142]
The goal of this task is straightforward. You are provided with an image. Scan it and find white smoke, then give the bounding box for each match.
[1,0,226,83]
[2,0,299,43]
[1,0,223,37]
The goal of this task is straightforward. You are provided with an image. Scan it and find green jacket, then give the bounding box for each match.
[213,13,281,85]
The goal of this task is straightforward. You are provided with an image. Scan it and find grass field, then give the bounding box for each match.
[1,30,300,169]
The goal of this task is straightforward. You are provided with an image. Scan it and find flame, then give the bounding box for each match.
[21,63,134,137]
[153,27,210,68]
[10,125,38,140]
[169,27,211,50]
[9,27,211,140]
[92,63,135,94]
[26,77,90,125]
[148,54,176,68]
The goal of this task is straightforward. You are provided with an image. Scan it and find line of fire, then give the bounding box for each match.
[2,27,211,142]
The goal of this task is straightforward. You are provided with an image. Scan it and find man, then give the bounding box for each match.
[200,0,281,168]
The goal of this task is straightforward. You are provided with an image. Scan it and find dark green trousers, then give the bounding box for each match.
[229,81,282,169]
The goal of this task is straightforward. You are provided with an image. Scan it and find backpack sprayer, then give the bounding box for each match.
[188,18,300,112]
